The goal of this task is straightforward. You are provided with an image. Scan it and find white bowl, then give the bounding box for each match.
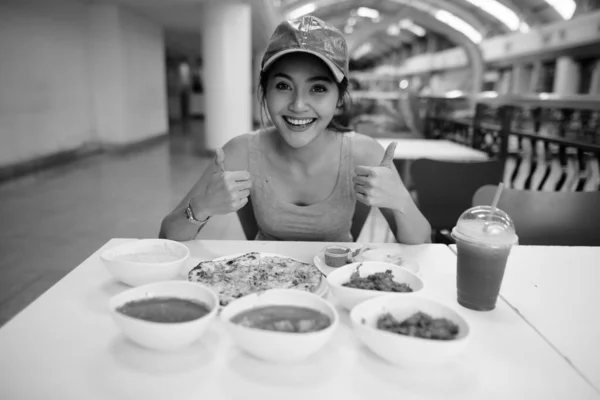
[327,261,424,310]
[100,239,189,286]
[351,295,471,367]
[109,281,219,351]
[220,289,339,363]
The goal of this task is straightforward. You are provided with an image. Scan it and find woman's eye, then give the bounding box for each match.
[275,82,291,91]
[311,85,327,93]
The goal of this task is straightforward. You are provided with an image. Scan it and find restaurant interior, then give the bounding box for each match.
[1,0,599,398]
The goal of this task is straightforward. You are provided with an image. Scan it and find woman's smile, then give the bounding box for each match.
[282,116,317,131]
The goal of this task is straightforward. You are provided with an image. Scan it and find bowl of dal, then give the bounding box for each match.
[109,281,219,351]
[100,239,190,286]
[220,289,339,363]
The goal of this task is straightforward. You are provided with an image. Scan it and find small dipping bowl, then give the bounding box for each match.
[323,245,352,268]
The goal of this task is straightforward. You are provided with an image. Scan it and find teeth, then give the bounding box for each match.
[284,117,315,126]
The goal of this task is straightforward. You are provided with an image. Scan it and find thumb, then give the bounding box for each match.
[215,148,226,172]
[380,141,397,167]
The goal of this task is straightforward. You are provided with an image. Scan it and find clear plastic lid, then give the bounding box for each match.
[451,205,518,246]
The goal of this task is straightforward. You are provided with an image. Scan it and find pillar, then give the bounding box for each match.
[89,3,127,144]
[201,2,252,151]
[553,56,581,95]
[253,53,263,128]
[511,64,532,94]
[588,60,600,95]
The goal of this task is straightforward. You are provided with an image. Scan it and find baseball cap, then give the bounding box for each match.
[261,15,349,83]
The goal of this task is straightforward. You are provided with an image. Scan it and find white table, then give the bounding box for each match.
[377,139,488,162]
[0,240,598,400]
[377,138,488,186]
[449,244,600,393]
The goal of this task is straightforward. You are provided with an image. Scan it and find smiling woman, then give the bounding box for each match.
[159,15,431,244]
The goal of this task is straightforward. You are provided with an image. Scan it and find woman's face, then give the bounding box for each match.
[265,53,340,148]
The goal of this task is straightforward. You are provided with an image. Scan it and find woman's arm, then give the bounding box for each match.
[158,164,215,241]
[351,134,431,244]
[159,135,251,241]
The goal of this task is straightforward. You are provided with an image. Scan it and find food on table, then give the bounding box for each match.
[231,305,331,333]
[376,311,459,340]
[324,245,351,268]
[116,297,211,323]
[352,248,404,266]
[342,267,413,292]
[188,252,323,306]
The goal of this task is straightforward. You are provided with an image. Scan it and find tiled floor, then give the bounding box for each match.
[0,122,395,327]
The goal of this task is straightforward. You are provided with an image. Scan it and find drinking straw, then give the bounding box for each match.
[484,183,504,233]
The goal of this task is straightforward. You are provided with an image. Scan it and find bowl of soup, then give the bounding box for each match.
[350,295,470,366]
[327,261,424,310]
[100,239,189,286]
[220,289,339,363]
[109,281,219,351]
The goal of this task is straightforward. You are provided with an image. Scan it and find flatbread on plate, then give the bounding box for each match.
[188,252,323,306]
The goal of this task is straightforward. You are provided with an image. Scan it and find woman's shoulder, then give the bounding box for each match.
[222,131,255,171]
[348,132,386,167]
[222,127,276,170]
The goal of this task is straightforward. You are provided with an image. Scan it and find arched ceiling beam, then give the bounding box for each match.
[287,0,491,37]
[392,0,493,35]
[347,6,485,95]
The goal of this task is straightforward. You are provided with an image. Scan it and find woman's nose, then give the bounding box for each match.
[289,92,309,113]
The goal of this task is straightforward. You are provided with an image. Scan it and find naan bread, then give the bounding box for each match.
[188,252,323,306]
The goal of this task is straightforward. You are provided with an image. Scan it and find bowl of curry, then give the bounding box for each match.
[327,261,424,310]
[109,281,219,351]
[220,289,339,363]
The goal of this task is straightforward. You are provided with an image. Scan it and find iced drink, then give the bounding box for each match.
[451,206,518,311]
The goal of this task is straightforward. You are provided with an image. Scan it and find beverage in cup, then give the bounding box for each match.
[451,206,518,311]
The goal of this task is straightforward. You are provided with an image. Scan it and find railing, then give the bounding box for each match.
[423,93,600,191]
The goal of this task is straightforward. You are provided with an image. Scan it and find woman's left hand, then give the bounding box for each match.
[352,141,408,209]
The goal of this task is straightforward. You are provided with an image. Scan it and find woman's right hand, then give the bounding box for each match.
[189,148,252,219]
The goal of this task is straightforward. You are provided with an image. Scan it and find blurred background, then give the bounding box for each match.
[0,0,599,325]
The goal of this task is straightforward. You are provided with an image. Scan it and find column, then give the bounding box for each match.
[89,3,127,144]
[201,2,252,151]
[253,53,263,128]
[588,60,600,95]
[511,64,532,94]
[553,56,581,95]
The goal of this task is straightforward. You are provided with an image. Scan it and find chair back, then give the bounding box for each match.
[411,158,504,232]
[237,198,371,242]
[473,185,600,246]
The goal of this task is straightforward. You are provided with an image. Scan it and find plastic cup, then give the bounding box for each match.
[324,245,351,268]
[451,206,518,311]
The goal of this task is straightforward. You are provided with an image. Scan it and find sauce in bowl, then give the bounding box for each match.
[117,297,211,323]
[115,253,181,263]
[231,305,331,333]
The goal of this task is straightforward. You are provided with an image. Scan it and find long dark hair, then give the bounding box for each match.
[257,59,353,133]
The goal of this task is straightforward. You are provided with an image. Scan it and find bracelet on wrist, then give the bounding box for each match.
[185,202,210,225]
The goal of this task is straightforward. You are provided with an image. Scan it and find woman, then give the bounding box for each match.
[159,16,431,244]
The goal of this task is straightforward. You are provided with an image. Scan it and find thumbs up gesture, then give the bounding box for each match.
[189,147,252,219]
[352,141,405,209]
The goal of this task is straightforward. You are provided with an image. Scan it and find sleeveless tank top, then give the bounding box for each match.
[248,130,356,242]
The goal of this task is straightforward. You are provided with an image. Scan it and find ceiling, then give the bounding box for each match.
[275,0,583,69]
[109,0,592,69]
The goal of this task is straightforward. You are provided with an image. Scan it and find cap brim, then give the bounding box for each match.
[262,49,345,83]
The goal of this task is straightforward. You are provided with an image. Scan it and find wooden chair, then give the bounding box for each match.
[411,158,505,243]
[236,198,371,242]
[473,184,600,246]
